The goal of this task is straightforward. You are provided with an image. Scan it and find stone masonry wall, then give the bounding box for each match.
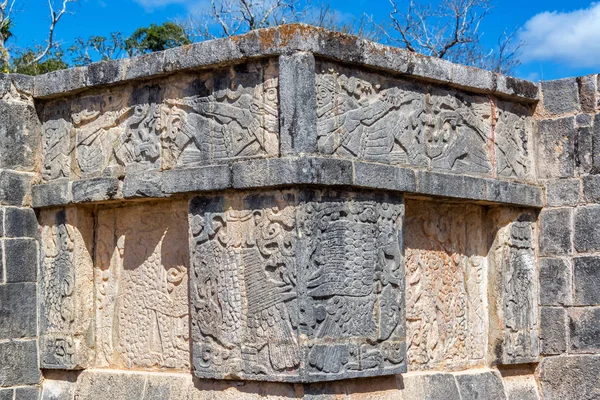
[536,75,600,400]
[0,24,598,399]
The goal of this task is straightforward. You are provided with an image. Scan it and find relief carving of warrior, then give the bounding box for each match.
[42,119,71,180]
[190,201,299,377]
[317,72,491,173]
[300,200,404,374]
[495,107,532,179]
[162,78,279,167]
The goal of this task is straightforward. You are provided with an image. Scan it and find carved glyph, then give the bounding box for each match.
[494,101,535,180]
[189,190,405,382]
[405,200,488,371]
[316,62,492,175]
[40,208,95,369]
[94,202,190,370]
[40,60,279,181]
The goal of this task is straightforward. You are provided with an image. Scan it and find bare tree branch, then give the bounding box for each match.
[27,0,76,65]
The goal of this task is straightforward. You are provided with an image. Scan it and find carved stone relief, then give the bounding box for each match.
[94,201,190,370]
[404,200,488,371]
[39,207,95,369]
[316,61,493,175]
[494,101,535,181]
[489,208,539,364]
[189,190,405,382]
[39,60,279,181]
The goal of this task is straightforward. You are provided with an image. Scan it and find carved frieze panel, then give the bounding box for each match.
[316,61,493,175]
[489,208,539,364]
[494,101,535,181]
[404,200,488,371]
[94,201,190,370]
[188,190,405,382]
[39,60,279,181]
[39,207,95,369]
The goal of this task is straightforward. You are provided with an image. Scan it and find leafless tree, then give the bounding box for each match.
[0,0,75,70]
[374,0,521,74]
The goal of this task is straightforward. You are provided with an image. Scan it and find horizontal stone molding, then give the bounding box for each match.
[30,158,543,209]
[28,24,538,102]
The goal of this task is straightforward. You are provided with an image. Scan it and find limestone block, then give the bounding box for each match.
[573,257,600,305]
[541,78,580,115]
[14,386,40,400]
[536,117,576,179]
[574,206,600,252]
[4,207,40,239]
[0,390,12,400]
[0,283,37,339]
[539,355,600,400]
[39,60,279,181]
[315,60,505,178]
[39,207,95,369]
[540,307,567,355]
[188,190,405,382]
[405,201,488,371]
[569,308,600,353]
[489,209,539,365]
[0,340,40,387]
[4,238,38,283]
[455,370,506,400]
[539,258,572,306]
[538,209,572,256]
[94,201,190,370]
[583,175,600,203]
[501,373,540,400]
[544,179,580,207]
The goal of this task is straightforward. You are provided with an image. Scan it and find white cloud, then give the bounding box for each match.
[519,2,600,67]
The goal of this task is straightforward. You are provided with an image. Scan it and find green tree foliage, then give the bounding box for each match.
[11,47,68,75]
[124,22,190,56]
[69,32,125,66]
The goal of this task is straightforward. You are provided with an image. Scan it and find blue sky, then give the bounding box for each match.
[8,0,600,81]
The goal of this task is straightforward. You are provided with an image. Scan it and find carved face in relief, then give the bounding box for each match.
[423,97,462,159]
[316,75,336,110]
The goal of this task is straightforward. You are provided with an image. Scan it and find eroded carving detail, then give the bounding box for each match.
[40,208,94,369]
[189,191,405,382]
[40,61,279,181]
[405,201,487,371]
[495,101,534,180]
[94,202,190,370]
[316,63,492,174]
[500,216,539,363]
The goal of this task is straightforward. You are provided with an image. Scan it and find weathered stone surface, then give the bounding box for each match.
[353,162,416,192]
[122,171,165,198]
[489,211,539,364]
[577,75,597,113]
[455,370,506,400]
[71,177,121,203]
[574,206,600,252]
[538,209,572,256]
[536,117,576,179]
[162,165,230,194]
[583,175,600,203]
[315,60,504,178]
[94,201,190,370]
[39,207,94,369]
[545,179,580,207]
[73,370,146,400]
[574,257,600,305]
[502,373,540,400]
[0,340,40,386]
[4,239,38,283]
[569,308,600,353]
[15,386,40,400]
[4,207,39,239]
[542,78,580,115]
[32,180,70,208]
[405,200,487,371]
[539,355,600,400]
[539,258,572,306]
[0,389,12,400]
[0,283,37,338]
[0,170,33,206]
[0,95,40,172]
[189,190,405,382]
[540,307,567,355]
[40,378,75,400]
[280,52,317,155]
[40,60,279,181]
[400,373,461,400]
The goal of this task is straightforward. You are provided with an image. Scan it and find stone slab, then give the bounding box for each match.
[573,257,600,305]
[539,355,600,400]
[0,283,37,339]
[4,239,38,283]
[569,308,600,353]
[540,307,567,355]
[0,340,40,387]
[189,189,406,382]
[455,370,506,400]
[539,258,572,306]
[538,209,572,256]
